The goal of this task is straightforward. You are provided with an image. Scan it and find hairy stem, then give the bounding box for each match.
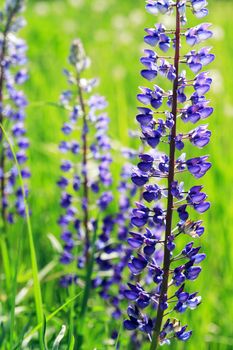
[150,3,181,349]
[0,20,10,223]
[77,74,90,262]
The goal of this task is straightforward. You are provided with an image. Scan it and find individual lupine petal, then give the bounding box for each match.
[189,125,211,148]
[146,1,175,15]
[173,267,186,286]
[185,265,202,280]
[174,301,188,313]
[62,123,73,135]
[124,319,139,331]
[131,203,149,227]
[182,100,213,124]
[97,191,113,211]
[128,254,148,274]
[167,235,175,251]
[15,69,28,84]
[186,156,211,178]
[187,295,202,309]
[136,107,153,126]
[175,326,192,341]
[128,232,144,248]
[60,192,72,208]
[124,290,138,301]
[165,112,174,129]
[144,28,160,46]
[159,60,176,81]
[182,242,198,257]
[171,181,184,200]
[153,205,165,225]
[167,65,176,81]
[191,0,208,12]
[131,169,149,187]
[177,86,186,103]
[71,141,80,154]
[144,244,156,256]
[59,275,74,287]
[151,85,164,109]
[159,33,171,52]
[199,47,215,66]
[143,128,162,148]
[185,47,214,73]
[175,285,189,303]
[124,283,151,309]
[137,87,153,105]
[143,184,162,202]
[158,154,169,173]
[177,204,189,221]
[60,251,74,264]
[191,0,208,18]
[194,71,212,96]
[187,185,206,204]
[138,154,154,172]
[192,253,206,263]
[185,23,212,46]
[175,134,185,150]
[60,160,72,172]
[141,49,158,67]
[141,69,158,81]
[18,137,29,149]
[194,201,210,213]
[59,141,70,153]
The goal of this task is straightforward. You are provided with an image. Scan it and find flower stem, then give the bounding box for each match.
[150,3,181,349]
[0,21,9,224]
[76,74,90,263]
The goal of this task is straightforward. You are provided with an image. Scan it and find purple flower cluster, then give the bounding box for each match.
[93,153,139,321]
[124,0,213,347]
[58,39,114,287]
[0,0,29,225]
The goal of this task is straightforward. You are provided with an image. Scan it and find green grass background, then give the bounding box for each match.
[2,0,233,349]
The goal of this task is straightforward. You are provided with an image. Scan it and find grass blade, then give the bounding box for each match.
[0,123,44,348]
[9,235,22,349]
[13,291,83,349]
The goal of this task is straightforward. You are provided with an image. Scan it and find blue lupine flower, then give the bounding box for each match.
[185,23,212,46]
[0,0,29,224]
[57,39,113,284]
[124,0,213,347]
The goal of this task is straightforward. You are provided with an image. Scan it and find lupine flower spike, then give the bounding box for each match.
[58,39,113,286]
[93,149,139,322]
[124,0,213,348]
[0,0,29,226]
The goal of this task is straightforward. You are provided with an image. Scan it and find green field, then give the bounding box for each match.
[1,0,233,349]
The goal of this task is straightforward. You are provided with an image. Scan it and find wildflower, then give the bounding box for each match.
[124,0,213,347]
[0,0,29,224]
[58,39,113,283]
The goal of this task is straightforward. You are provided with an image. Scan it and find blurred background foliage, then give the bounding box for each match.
[4,0,233,349]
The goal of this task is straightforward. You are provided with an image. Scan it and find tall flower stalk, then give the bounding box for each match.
[124,0,213,348]
[0,0,29,293]
[0,0,29,226]
[58,39,113,289]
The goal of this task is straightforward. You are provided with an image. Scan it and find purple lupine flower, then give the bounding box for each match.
[92,151,141,324]
[57,39,114,284]
[124,0,213,347]
[0,0,30,224]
